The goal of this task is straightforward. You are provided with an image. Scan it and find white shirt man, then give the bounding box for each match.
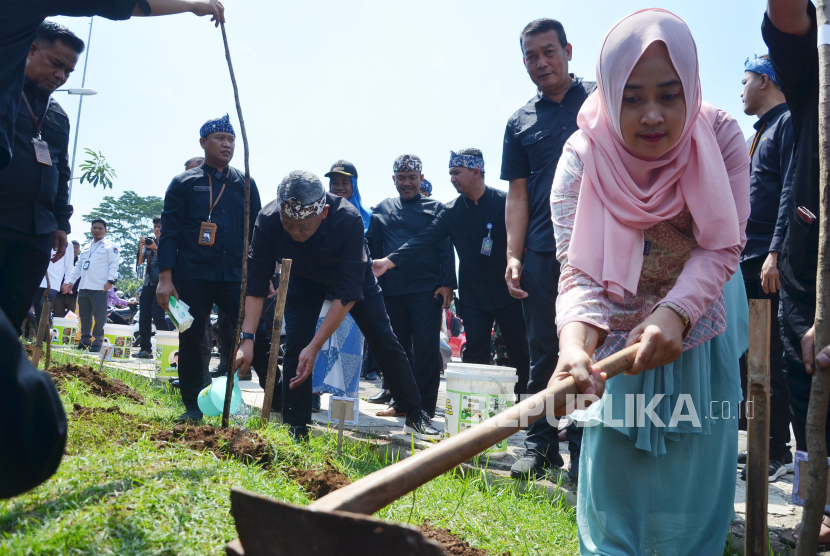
[32,247,76,328]
[64,220,120,351]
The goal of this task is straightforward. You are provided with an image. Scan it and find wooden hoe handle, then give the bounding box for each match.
[312,343,640,515]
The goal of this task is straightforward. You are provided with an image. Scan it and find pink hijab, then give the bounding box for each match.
[567,9,741,302]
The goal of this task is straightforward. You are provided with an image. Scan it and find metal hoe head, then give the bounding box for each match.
[225,488,446,556]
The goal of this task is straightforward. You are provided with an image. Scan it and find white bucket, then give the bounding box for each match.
[444,363,517,455]
[103,324,134,359]
[52,317,79,347]
[155,330,179,377]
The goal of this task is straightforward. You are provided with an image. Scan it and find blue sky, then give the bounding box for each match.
[50,0,771,238]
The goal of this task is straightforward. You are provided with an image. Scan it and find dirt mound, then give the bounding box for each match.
[151,424,271,466]
[70,403,125,419]
[289,463,351,500]
[24,344,34,357]
[420,524,507,556]
[48,363,144,404]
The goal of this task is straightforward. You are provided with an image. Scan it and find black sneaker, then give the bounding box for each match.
[403,410,441,441]
[567,450,580,482]
[88,346,101,353]
[312,394,322,413]
[364,371,380,381]
[737,450,747,469]
[74,343,90,350]
[175,408,203,423]
[740,459,788,482]
[367,389,392,405]
[289,425,309,443]
[510,449,565,480]
[133,350,153,359]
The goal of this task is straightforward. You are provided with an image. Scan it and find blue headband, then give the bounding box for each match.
[449,151,484,171]
[200,113,235,138]
[420,178,433,194]
[744,56,779,86]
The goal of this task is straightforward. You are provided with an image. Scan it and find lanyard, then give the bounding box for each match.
[486,223,492,238]
[21,92,52,140]
[748,123,767,157]
[207,168,229,222]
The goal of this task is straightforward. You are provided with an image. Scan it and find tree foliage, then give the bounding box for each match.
[83,191,164,280]
[79,148,117,190]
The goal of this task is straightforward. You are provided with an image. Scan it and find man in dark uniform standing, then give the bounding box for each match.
[0,22,83,331]
[373,149,530,398]
[501,18,596,480]
[157,114,261,423]
[235,170,438,441]
[366,154,456,419]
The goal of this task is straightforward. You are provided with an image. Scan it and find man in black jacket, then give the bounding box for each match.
[157,114,261,423]
[366,154,457,419]
[0,22,82,332]
[373,149,530,398]
[236,171,438,441]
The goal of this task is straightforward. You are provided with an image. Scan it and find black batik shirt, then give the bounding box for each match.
[366,194,457,297]
[763,4,821,306]
[500,76,596,253]
[387,186,513,312]
[247,193,373,303]
[0,0,144,170]
[0,80,72,237]
[158,163,261,282]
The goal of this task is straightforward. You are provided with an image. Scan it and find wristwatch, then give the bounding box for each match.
[107,279,116,285]
[240,332,255,343]
[660,302,690,328]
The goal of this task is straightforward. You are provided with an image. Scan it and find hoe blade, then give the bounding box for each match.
[227,487,446,556]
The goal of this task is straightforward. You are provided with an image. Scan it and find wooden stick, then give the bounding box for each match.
[312,343,640,515]
[797,0,830,552]
[31,274,52,368]
[746,299,771,556]
[219,19,252,429]
[260,260,292,425]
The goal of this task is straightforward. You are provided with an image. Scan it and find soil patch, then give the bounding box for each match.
[48,363,144,404]
[151,424,271,466]
[289,463,351,500]
[70,403,126,419]
[24,344,34,357]
[420,523,507,556]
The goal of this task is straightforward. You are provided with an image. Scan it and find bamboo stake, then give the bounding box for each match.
[31,274,52,369]
[219,19,251,429]
[796,0,830,552]
[260,260,292,425]
[746,299,771,556]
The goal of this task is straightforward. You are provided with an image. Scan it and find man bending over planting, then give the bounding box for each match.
[235,170,440,442]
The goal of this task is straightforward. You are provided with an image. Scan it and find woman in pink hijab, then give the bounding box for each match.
[549,9,750,554]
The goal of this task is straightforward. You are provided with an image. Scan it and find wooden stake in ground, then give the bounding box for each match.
[796,0,830,552]
[746,299,771,556]
[31,274,52,368]
[219,19,252,429]
[260,259,292,425]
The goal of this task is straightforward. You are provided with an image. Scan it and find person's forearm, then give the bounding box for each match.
[137,246,144,266]
[133,0,195,16]
[240,296,265,335]
[506,178,530,259]
[559,321,602,355]
[767,0,811,35]
[309,300,355,350]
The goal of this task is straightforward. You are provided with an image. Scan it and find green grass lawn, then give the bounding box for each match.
[0,349,579,555]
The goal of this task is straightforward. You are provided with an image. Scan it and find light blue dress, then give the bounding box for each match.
[574,269,748,556]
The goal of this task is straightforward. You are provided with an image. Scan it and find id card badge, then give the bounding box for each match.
[32,138,52,166]
[481,237,493,256]
[198,221,217,246]
[83,260,90,270]
[481,223,493,256]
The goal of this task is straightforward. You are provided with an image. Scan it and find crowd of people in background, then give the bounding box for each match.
[3,0,830,552]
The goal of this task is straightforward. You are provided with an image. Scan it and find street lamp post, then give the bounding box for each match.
[68,17,95,204]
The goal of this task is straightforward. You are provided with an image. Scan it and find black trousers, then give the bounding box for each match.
[521,248,581,456]
[780,288,828,454]
[384,291,443,418]
[52,292,77,318]
[460,299,530,398]
[738,257,791,462]
[282,276,421,426]
[0,232,52,332]
[173,277,241,412]
[139,283,172,352]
